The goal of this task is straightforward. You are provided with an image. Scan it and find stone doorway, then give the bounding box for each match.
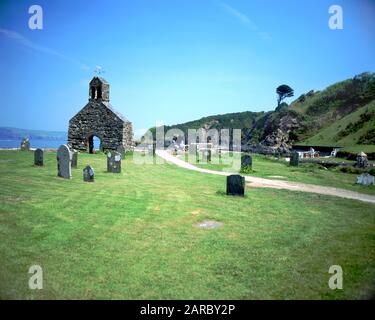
[87,135,102,154]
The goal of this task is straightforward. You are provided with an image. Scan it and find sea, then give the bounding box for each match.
[0,139,69,149]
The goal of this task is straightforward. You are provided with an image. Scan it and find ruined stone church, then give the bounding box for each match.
[68,77,133,153]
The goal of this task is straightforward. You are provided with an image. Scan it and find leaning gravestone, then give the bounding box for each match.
[83,165,95,182]
[226,174,245,196]
[57,144,72,179]
[356,173,374,186]
[117,145,126,159]
[20,138,30,151]
[241,154,252,172]
[34,148,43,166]
[356,151,369,168]
[290,152,299,167]
[107,151,121,173]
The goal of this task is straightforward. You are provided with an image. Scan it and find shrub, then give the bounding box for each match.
[337,166,363,174]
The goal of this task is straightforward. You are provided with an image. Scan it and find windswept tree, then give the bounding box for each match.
[276,84,294,108]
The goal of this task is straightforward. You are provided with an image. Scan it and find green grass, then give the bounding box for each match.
[186,153,375,196]
[0,150,375,299]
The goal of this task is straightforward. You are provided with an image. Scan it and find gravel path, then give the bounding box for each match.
[156,150,375,204]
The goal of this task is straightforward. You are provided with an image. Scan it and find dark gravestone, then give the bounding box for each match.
[241,154,252,172]
[83,165,95,182]
[57,144,72,179]
[20,138,30,151]
[71,150,78,168]
[34,148,43,166]
[206,149,212,162]
[290,152,299,167]
[226,175,245,196]
[107,151,121,173]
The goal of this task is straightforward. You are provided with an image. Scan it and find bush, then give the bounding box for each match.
[240,166,254,174]
[337,166,363,174]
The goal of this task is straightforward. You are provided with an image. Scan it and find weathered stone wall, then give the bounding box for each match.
[68,101,133,152]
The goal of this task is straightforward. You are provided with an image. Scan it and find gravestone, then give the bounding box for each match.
[57,144,72,179]
[206,149,212,162]
[226,174,245,196]
[290,152,299,167]
[200,149,211,162]
[34,148,43,166]
[20,138,30,151]
[356,173,374,186]
[356,151,369,168]
[117,145,126,159]
[71,150,78,168]
[107,151,121,173]
[241,154,252,172]
[83,165,95,182]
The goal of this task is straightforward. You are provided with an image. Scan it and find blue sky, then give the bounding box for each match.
[0,0,374,136]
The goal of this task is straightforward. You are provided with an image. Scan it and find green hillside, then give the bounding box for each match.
[299,100,375,151]
[147,72,375,154]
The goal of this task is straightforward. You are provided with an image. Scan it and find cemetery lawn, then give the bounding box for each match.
[186,154,375,196]
[0,150,375,299]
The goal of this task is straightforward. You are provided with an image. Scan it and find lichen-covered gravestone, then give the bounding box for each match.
[241,154,252,173]
[83,165,95,182]
[57,144,72,179]
[34,148,43,166]
[356,151,369,168]
[107,151,121,173]
[226,174,245,196]
[290,152,299,167]
[356,173,374,186]
[67,144,78,168]
[20,138,30,151]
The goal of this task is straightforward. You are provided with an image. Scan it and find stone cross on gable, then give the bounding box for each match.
[94,66,105,75]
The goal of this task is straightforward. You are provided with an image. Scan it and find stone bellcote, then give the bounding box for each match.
[89,77,110,102]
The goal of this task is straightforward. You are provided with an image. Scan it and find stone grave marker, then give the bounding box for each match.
[356,173,374,186]
[57,144,72,179]
[290,152,299,167]
[226,174,245,196]
[34,148,43,166]
[241,154,252,172]
[83,165,95,182]
[107,151,121,173]
[71,149,78,168]
[356,151,369,168]
[20,138,30,151]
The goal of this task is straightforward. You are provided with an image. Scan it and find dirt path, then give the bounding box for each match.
[156,150,375,205]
